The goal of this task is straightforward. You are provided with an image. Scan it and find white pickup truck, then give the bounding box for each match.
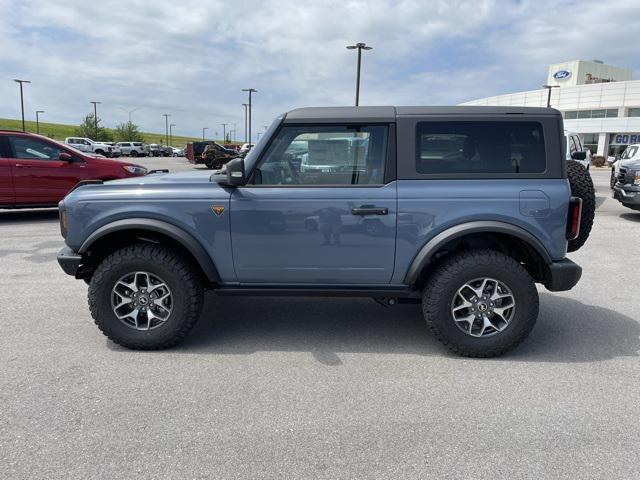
[64,137,115,157]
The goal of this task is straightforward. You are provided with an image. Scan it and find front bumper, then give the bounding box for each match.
[613,185,640,210]
[57,246,82,276]
[544,259,582,292]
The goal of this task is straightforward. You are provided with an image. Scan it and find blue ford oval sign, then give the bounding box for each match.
[553,70,571,80]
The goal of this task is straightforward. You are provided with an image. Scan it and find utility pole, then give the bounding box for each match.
[542,85,560,108]
[89,101,102,138]
[14,79,31,132]
[162,113,171,146]
[242,103,248,143]
[202,127,208,140]
[35,110,45,135]
[242,88,257,144]
[220,123,229,143]
[346,42,372,106]
[169,123,176,146]
[120,107,139,123]
[233,122,238,142]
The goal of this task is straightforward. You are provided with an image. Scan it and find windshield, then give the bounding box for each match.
[621,145,638,160]
[243,115,284,173]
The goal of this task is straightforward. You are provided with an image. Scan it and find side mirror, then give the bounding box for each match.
[212,157,246,187]
[59,151,74,162]
[571,151,587,161]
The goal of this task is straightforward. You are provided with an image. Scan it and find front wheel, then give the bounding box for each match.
[422,250,539,358]
[88,243,204,350]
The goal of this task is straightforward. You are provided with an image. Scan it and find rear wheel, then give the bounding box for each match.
[567,160,595,252]
[422,250,538,358]
[131,150,138,157]
[88,243,204,350]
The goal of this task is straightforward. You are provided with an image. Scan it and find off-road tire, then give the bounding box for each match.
[422,249,539,358]
[567,160,595,252]
[88,243,204,350]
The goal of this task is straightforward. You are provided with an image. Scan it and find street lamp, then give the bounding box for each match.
[14,79,31,132]
[346,43,372,106]
[220,123,229,143]
[120,107,140,123]
[542,85,560,108]
[202,127,208,141]
[169,123,176,146]
[242,103,248,143]
[35,110,45,135]
[89,101,102,138]
[242,88,257,144]
[162,113,171,146]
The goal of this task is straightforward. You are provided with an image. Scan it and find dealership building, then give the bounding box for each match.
[461,60,640,158]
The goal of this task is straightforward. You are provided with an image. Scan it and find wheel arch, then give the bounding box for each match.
[404,221,552,286]
[79,218,221,284]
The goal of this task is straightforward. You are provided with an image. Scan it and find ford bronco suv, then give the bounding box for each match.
[57,106,595,357]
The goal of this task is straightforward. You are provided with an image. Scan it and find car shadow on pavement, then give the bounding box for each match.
[620,212,640,223]
[0,208,59,223]
[152,292,639,364]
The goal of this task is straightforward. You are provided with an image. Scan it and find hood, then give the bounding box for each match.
[107,170,213,185]
[621,159,640,170]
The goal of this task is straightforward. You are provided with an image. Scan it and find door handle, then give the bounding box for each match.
[14,163,31,168]
[351,206,388,216]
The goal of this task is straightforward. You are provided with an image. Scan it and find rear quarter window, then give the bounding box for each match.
[416,121,546,175]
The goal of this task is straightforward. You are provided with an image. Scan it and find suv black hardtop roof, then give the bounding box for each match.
[283,106,560,123]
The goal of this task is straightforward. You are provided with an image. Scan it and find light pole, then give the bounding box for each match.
[120,107,139,123]
[169,123,176,146]
[346,42,372,106]
[14,79,31,132]
[89,101,102,138]
[220,123,229,143]
[242,103,248,143]
[202,127,208,141]
[162,113,171,146]
[543,85,560,108]
[35,110,45,135]
[242,88,257,144]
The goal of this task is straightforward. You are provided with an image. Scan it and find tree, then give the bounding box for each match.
[74,114,113,142]
[113,121,144,142]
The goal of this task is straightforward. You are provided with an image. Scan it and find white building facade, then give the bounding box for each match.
[461,60,640,158]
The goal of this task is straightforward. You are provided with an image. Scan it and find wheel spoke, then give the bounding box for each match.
[111,271,172,331]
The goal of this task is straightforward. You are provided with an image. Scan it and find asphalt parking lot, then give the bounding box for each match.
[1,160,638,479]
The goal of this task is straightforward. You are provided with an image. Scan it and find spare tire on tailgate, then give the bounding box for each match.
[566,160,595,252]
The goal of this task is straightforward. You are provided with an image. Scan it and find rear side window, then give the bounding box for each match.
[416,121,546,174]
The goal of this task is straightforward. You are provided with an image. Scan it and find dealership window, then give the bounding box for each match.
[628,108,640,118]
[416,121,545,174]
[582,133,598,153]
[564,109,618,119]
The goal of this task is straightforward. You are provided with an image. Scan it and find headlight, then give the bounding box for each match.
[59,202,68,238]
[635,171,640,186]
[123,165,148,175]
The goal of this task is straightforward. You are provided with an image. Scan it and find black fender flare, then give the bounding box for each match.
[79,218,221,283]
[404,221,552,285]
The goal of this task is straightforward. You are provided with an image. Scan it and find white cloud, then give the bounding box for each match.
[1,0,639,140]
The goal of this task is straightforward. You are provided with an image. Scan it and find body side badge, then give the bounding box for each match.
[211,205,225,216]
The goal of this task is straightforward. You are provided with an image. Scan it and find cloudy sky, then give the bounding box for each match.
[1,0,639,141]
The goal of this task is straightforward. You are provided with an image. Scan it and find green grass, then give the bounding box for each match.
[0,118,235,146]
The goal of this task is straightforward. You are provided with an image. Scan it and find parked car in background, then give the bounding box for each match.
[223,144,241,152]
[161,145,173,157]
[101,142,121,157]
[171,146,185,157]
[65,137,115,157]
[185,141,237,168]
[612,144,640,210]
[565,131,590,170]
[116,142,147,157]
[0,130,147,208]
[147,144,162,157]
[239,143,255,154]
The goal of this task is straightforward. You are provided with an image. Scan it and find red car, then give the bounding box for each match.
[0,130,147,208]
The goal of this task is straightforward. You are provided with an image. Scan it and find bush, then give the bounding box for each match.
[592,155,606,167]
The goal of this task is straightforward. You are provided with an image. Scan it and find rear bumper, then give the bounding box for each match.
[544,258,582,292]
[57,246,82,276]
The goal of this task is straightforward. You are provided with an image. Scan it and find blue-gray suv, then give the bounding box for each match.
[57,106,595,357]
